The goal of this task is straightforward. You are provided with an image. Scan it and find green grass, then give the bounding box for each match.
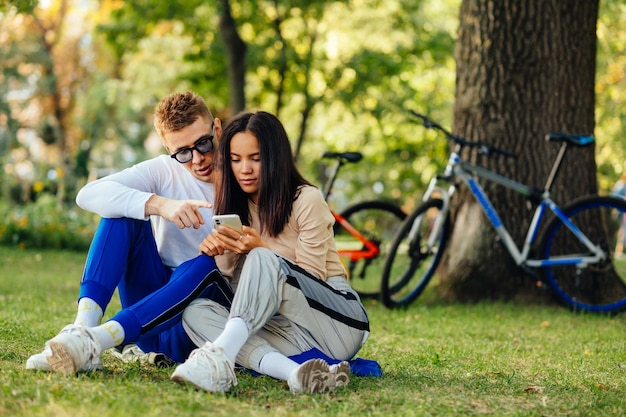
[1,245,625,416]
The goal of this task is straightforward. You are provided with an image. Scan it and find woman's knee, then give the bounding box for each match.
[182,298,230,341]
[241,248,281,283]
[183,298,228,321]
[247,247,274,262]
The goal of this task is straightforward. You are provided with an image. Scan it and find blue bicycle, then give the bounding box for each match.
[380,112,626,313]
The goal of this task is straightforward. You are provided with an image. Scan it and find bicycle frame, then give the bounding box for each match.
[421,149,607,270]
[332,211,380,262]
[323,152,382,262]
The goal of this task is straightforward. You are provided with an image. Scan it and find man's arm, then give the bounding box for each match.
[76,156,210,228]
[76,178,154,219]
[145,194,211,229]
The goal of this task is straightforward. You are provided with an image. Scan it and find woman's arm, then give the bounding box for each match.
[291,187,337,280]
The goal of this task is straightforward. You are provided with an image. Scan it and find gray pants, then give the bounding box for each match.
[182,247,370,373]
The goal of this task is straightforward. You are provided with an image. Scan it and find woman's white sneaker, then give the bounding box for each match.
[329,361,351,388]
[288,358,350,394]
[170,343,237,392]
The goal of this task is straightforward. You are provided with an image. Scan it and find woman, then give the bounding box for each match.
[171,111,371,394]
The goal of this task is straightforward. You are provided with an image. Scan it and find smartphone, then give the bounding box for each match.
[212,214,243,234]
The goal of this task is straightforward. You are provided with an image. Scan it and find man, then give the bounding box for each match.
[26,91,231,371]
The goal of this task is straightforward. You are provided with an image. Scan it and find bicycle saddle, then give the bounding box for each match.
[322,151,363,163]
[545,133,594,146]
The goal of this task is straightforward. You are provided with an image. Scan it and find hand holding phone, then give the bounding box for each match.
[212,214,243,234]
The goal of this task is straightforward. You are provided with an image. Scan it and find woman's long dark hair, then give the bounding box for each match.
[214,111,313,236]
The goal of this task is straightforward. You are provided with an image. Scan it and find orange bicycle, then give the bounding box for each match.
[322,151,406,298]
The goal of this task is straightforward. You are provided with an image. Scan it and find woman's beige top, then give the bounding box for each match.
[217,185,347,281]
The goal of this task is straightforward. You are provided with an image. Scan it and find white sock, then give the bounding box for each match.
[259,351,299,381]
[212,317,249,364]
[90,320,125,351]
[74,297,103,327]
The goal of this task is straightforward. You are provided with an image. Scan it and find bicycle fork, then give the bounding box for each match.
[408,177,454,253]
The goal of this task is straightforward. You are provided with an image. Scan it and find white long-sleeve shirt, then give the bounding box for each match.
[76,155,214,269]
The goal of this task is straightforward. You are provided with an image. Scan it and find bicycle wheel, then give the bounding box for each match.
[333,200,406,298]
[540,195,626,313]
[380,198,450,308]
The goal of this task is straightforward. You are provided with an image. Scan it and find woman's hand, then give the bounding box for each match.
[201,225,265,255]
[199,231,226,256]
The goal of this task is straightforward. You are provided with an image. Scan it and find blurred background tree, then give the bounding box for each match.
[1,0,461,210]
[0,0,624,256]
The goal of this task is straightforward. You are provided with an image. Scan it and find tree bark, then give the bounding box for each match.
[440,0,600,303]
[218,0,247,114]
[32,0,75,206]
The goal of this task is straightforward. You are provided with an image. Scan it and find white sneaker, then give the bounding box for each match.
[287,358,351,394]
[110,344,175,368]
[46,324,103,375]
[26,324,103,372]
[25,345,52,371]
[170,342,237,392]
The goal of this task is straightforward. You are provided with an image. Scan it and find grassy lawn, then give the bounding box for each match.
[1,245,625,416]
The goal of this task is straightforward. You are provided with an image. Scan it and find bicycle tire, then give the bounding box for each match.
[380,198,450,308]
[333,200,406,298]
[539,195,626,313]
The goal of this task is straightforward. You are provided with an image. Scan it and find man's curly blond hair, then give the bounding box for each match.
[154,91,213,139]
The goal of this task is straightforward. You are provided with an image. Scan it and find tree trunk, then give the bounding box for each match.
[218,0,246,114]
[293,31,317,163]
[33,0,75,207]
[439,0,600,303]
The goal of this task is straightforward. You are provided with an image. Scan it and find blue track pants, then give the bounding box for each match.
[78,218,232,362]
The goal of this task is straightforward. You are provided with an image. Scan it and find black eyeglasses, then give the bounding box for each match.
[170,124,215,164]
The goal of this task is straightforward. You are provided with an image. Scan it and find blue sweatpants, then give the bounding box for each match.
[78,218,232,363]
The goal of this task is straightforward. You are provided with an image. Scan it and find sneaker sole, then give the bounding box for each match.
[298,359,334,394]
[47,341,78,375]
[332,361,351,388]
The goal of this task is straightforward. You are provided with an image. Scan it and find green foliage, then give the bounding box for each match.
[2,0,625,215]
[0,0,37,13]
[0,194,97,251]
[93,0,461,206]
[595,0,626,190]
[1,246,625,416]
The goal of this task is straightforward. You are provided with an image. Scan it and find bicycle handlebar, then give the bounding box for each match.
[410,110,517,159]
